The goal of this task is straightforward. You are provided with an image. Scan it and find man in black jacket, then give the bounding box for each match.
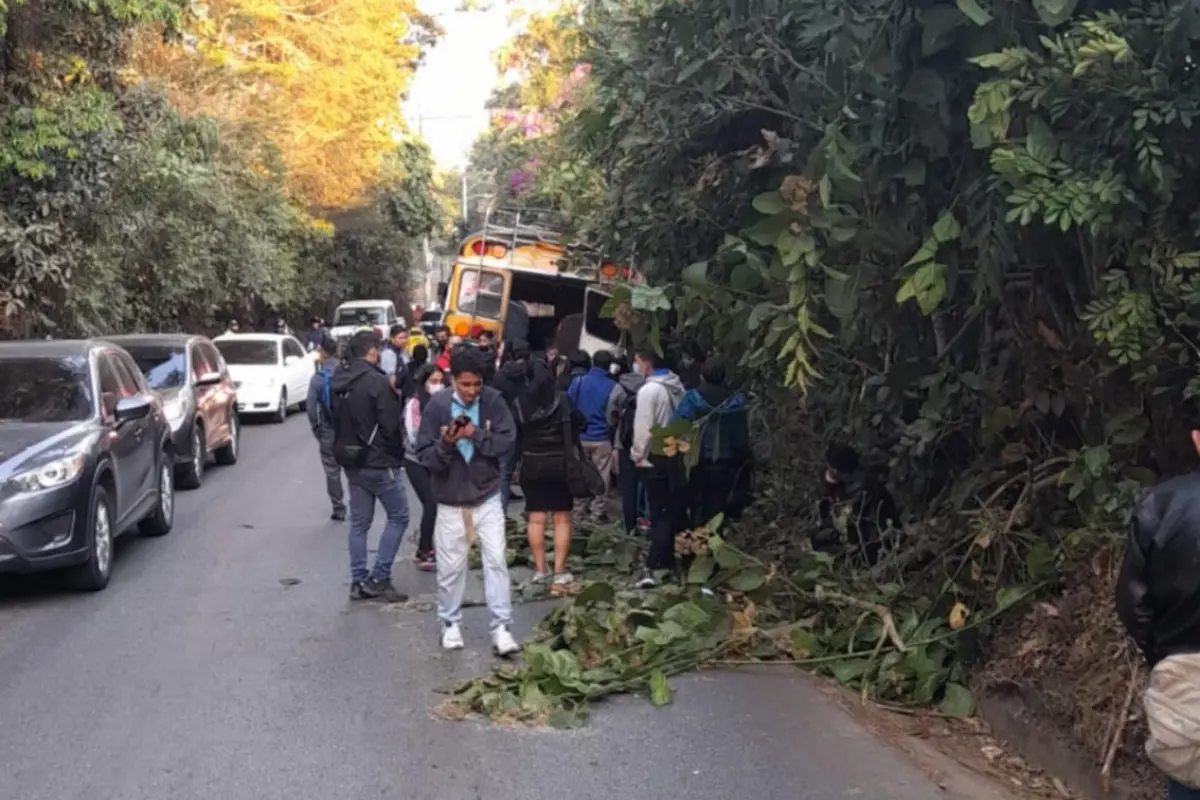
[1116,431,1200,799]
[330,331,409,602]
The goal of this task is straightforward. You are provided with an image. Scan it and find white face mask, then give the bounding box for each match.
[428,384,445,394]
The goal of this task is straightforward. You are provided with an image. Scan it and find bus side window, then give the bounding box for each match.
[584,289,621,344]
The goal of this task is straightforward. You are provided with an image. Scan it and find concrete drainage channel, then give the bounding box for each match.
[977,681,1143,799]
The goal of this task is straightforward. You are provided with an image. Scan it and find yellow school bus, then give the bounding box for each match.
[442,219,640,355]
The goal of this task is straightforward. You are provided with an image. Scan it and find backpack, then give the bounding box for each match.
[318,368,334,420]
[616,389,638,449]
[330,380,377,469]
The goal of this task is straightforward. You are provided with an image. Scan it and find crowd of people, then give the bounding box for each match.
[302,321,751,654]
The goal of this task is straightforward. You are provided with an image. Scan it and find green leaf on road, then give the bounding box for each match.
[648,670,673,706]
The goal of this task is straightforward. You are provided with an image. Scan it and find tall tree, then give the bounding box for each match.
[131,0,442,208]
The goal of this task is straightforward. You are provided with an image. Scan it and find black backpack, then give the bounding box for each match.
[616,388,638,449]
[331,382,377,468]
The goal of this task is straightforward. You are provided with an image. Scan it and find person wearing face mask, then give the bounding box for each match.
[629,347,685,588]
[404,363,447,571]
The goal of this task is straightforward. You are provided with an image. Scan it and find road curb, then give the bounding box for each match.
[976,680,1141,799]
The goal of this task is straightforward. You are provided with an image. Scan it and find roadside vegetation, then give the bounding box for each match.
[0,0,442,338]
[457,0,1200,794]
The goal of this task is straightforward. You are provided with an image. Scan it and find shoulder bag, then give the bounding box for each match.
[560,403,605,499]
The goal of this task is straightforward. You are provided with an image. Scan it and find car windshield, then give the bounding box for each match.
[125,346,187,390]
[0,357,93,422]
[333,307,385,326]
[215,340,278,365]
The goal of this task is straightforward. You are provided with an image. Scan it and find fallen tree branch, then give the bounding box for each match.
[1101,656,1142,793]
[727,541,907,652]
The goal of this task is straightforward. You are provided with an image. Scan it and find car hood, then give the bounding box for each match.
[0,422,95,476]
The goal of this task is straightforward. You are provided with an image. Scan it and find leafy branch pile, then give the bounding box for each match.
[442,530,1017,727]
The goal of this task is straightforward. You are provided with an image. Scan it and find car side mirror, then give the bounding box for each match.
[195,371,222,386]
[437,281,448,300]
[114,395,152,424]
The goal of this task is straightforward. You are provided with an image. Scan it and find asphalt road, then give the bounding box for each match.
[0,413,994,800]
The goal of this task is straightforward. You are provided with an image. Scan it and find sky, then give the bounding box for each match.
[405,0,515,170]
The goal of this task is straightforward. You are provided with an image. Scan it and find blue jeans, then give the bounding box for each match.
[1170,781,1200,799]
[346,467,409,583]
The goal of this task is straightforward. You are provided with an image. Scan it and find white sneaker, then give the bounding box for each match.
[441,623,464,650]
[492,625,520,656]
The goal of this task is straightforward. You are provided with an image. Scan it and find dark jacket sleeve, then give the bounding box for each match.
[306,373,322,435]
[468,391,516,460]
[416,396,457,474]
[1116,506,1157,663]
[372,377,403,458]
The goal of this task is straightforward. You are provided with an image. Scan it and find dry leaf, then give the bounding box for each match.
[1001,442,1030,465]
[949,602,970,631]
[1037,320,1065,351]
[974,532,992,549]
[1037,602,1060,618]
[970,560,982,581]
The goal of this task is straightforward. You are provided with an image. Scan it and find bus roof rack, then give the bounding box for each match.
[466,202,606,275]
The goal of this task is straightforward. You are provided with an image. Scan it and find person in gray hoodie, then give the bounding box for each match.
[415,345,520,655]
[629,347,686,588]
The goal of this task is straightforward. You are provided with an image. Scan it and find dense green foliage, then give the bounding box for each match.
[463,0,1200,754]
[0,0,440,338]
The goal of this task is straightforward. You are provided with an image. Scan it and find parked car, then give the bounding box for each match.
[213,333,314,423]
[107,334,239,489]
[0,340,175,591]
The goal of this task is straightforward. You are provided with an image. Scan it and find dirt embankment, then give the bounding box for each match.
[976,545,1158,799]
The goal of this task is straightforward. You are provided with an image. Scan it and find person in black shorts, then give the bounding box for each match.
[514,360,583,592]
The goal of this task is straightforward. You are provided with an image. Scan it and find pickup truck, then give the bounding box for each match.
[327,300,404,345]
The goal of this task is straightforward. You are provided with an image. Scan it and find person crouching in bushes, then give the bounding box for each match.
[515,359,585,594]
[404,363,447,571]
[415,345,519,655]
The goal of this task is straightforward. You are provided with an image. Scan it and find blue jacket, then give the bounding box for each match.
[671,383,750,462]
[568,367,621,442]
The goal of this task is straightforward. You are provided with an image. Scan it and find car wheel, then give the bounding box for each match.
[140,457,175,537]
[214,413,239,466]
[177,423,205,490]
[68,486,114,592]
[272,389,287,424]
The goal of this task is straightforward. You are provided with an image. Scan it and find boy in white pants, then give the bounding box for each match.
[415,345,519,654]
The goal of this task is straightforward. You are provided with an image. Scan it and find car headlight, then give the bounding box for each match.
[163,398,188,428]
[10,453,86,493]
